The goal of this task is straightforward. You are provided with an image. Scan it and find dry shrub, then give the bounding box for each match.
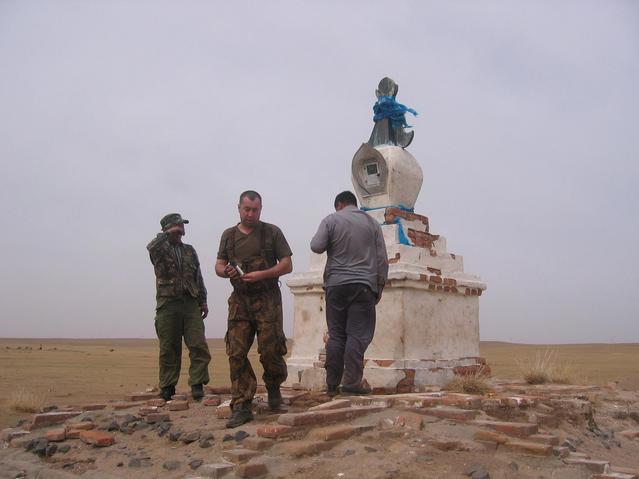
[444,366,493,395]
[518,350,573,385]
[8,388,46,413]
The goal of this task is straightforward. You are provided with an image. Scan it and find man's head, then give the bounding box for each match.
[334,191,358,211]
[238,190,262,228]
[160,213,188,243]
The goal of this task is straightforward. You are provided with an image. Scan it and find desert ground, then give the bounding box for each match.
[1,339,639,479]
[1,338,638,429]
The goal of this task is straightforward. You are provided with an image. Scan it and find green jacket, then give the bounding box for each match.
[147,232,207,309]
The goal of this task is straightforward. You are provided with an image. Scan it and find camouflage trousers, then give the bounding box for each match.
[154,294,211,388]
[225,288,288,407]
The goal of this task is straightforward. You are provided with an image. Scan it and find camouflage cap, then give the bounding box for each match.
[160,213,189,230]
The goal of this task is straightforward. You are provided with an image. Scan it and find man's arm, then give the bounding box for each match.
[146,232,170,264]
[310,218,330,254]
[194,252,208,318]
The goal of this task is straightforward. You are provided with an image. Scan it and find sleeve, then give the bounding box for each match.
[310,217,330,254]
[375,223,389,291]
[216,230,229,261]
[146,232,169,264]
[273,226,293,260]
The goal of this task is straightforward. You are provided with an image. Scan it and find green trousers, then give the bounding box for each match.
[154,294,211,388]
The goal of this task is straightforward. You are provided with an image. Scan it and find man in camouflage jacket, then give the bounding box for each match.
[147,213,211,401]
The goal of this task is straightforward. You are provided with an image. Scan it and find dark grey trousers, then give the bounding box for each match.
[325,283,377,388]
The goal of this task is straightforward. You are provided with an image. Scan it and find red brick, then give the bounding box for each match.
[203,397,222,407]
[138,406,159,416]
[30,411,81,429]
[563,458,610,473]
[125,392,158,402]
[112,401,144,410]
[440,393,482,409]
[243,437,274,451]
[199,463,236,477]
[280,390,310,405]
[79,430,115,447]
[217,400,232,419]
[529,433,559,446]
[429,275,443,284]
[308,399,352,411]
[222,448,261,464]
[81,404,106,411]
[443,278,457,287]
[308,425,365,441]
[278,411,324,426]
[145,413,170,424]
[504,440,553,456]
[553,446,570,457]
[171,393,187,401]
[619,429,639,439]
[235,461,268,478]
[67,421,94,431]
[168,400,189,411]
[473,430,509,444]
[611,466,639,477]
[1,429,30,442]
[471,420,538,438]
[427,267,441,275]
[422,407,479,422]
[256,425,295,439]
[145,398,166,407]
[44,428,66,442]
[531,412,560,428]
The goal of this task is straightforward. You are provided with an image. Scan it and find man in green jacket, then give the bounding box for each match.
[147,213,211,401]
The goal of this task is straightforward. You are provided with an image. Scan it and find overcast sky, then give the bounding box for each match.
[0,1,637,343]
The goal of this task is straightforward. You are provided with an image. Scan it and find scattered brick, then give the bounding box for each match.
[619,430,639,440]
[392,413,424,431]
[44,428,66,442]
[281,390,310,405]
[563,458,610,473]
[168,400,189,411]
[611,466,639,477]
[308,399,352,411]
[256,425,295,439]
[79,430,115,447]
[216,400,232,419]
[420,406,479,422]
[471,420,538,438]
[243,437,274,451]
[81,404,106,411]
[553,446,570,458]
[199,463,236,478]
[308,425,365,441]
[222,448,261,464]
[171,393,188,401]
[1,429,30,442]
[473,430,509,445]
[440,393,482,409]
[30,411,82,429]
[67,421,94,431]
[235,460,268,478]
[112,401,145,410]
[531,412,560,428]
[145,398,166,407]
[202,396,222,407]
[528,433,559,446]
[125,392,158,402]
[503,440,553,456]
[138,406,159,416]
[145,413,170,424]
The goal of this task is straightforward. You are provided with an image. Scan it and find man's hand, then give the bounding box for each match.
[166,224,184,235]
[224,264,239,279]
[201,304,209,319]
[375,290,383,305]
[242,270,265,283]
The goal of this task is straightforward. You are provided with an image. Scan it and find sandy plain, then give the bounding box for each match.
[1,338,638,429]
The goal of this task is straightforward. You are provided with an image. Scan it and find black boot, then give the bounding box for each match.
[225,402,254,429]
[160,385,175,401]
[326,385,339,397]
[266,385,283,411]
[191,384,204,401]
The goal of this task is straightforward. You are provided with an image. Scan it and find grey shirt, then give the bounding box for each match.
[310,205,389,293]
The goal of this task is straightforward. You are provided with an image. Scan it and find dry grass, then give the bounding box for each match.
[444,366,493,395]
[517,349,573,385]
[7,388,46,414]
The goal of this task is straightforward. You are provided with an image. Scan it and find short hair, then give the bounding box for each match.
[334,191,357,209]
[239,190,262,205]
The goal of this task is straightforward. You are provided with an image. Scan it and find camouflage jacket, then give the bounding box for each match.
[147,232,207,309]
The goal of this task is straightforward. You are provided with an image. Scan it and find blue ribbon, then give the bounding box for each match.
[373,96,418,129]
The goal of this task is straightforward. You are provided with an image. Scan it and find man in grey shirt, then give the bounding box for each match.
[310,191,388,395]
